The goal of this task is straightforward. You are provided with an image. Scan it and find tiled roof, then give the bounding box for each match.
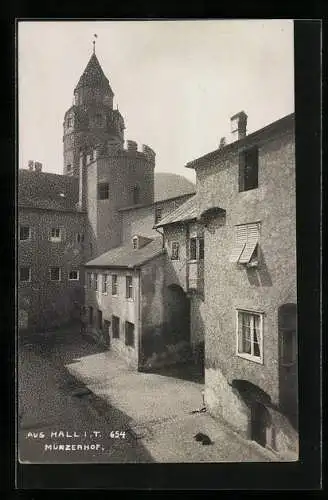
[85,237,163,269]
[18,170,80,212]
[75,53,111,91]
[154,194,198,228]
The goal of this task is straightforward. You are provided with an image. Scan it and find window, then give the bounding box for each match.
[94,273,98,291]
[154,206,162,224]
[20,266,31,282]
[67,117,73,128]
[239,147,259,192]
[125,321,135,347]
[69,270,79,281]
[97,309,103,330]
[76,233,84,244]
[189,236,204,261]
[87,272,92,288]
[132,237,138,250]
[230,223,260,265]
[89,306,93,325]
[112,274,118,295]
[20,226,31,241]
[95,114,103,127]
[126,276,133,299]
[133,185,140,205]
[102,274,108,294]
[112,315,120,338]
[98,182,109,200]
[50,228,61,242]
[236,310,263,363]
[49,267,61,281]
[171,241,180,260]
[199,237,205,260]
[189,238,197,261]
[66,164,72,173]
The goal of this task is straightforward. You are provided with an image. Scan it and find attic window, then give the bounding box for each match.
[132,237,138,250]
[67,117,73,128]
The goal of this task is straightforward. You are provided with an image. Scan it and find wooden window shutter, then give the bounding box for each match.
[239,223,259,263]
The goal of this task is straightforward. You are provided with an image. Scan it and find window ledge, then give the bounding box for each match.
[236,352,263,365]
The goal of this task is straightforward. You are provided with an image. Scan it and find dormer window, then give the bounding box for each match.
[132,236,138,250]
[67,117,73,128]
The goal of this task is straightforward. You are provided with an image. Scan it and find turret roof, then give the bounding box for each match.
[75,53,112,92]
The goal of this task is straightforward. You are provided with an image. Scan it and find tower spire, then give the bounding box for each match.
[93,33,98,54]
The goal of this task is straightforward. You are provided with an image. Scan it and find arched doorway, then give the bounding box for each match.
[278,303,298,427]
[231,379,272,447]
[166,284,190,345]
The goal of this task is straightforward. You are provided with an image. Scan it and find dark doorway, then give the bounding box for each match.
[97,309,103,330]
[278,303,298,428]
[251,402,270,447]
[103,320,111,349]
[167,284,190,344]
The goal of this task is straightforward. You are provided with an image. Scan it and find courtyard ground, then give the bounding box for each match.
[18,328,281,463]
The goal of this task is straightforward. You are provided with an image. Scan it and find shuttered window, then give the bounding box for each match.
[230,223,260,264]
[239,223,259,263]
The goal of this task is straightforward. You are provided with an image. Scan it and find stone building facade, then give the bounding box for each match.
[185,112,297,454]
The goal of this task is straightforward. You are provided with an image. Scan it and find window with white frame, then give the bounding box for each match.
[49,267,61,281]
[230,223,260,265]
[171,241,180,260]
[236,310,263,363]
[112,274,118,295]
[126,276,133,299]
[87,272,92,288]
[20,226,31,241]
[49,227,62,242]
[102,274,108,294]
[94,273,98,291]
[68,269,79,281]
[19,266,31,282]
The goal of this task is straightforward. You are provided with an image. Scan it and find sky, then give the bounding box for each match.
[18,20,294,183]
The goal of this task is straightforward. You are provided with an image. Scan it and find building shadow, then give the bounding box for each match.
[146,360,205,384]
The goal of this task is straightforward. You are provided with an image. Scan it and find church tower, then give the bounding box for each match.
[63,47,125,176]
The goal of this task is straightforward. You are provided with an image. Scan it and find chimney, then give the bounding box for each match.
[219,137,226,149]
[230,111,248,141]
[28,160,34,171]
[34,161,42,172]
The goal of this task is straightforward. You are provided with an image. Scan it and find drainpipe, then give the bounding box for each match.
[155,226,165,250]
[137,267,142,370]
